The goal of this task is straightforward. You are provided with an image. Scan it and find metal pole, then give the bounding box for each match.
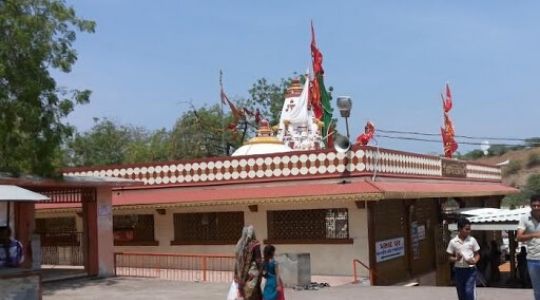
[345,117,350,139]
[219,70,226,155]
[6,201,10,228]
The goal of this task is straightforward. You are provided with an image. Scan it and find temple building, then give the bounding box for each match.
[35,81,517,286]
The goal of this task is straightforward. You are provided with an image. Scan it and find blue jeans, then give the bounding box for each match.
[528,259,540,300]
[453,267,477,300]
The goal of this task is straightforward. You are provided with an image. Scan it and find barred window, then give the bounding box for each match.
[36,217,76,233]
[113,214,156,245]
[36,217,78,246]
[172,212,244,245]
[267,208,350,243]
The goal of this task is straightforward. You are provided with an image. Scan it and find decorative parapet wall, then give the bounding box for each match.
[64,146,502,187]
[465,164,502,181]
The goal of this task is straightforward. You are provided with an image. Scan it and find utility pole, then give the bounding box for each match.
[219,70,227,155]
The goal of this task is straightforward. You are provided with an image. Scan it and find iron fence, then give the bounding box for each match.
[114,252,235,283]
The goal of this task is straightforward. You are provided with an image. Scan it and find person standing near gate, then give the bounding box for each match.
[0,226,24,268]
[517,194,540,300]
[447,217,480,300]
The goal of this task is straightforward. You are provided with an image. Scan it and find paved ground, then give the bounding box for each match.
[43,277,534,300]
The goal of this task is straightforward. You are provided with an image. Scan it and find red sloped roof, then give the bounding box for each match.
[112,181,382,206]
[370,181,517,198]
[36,181,380,209]
[35,180,517,210]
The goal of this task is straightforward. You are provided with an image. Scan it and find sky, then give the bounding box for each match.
[57,1,540,155]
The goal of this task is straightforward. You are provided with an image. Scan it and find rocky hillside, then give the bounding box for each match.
[473,147,540,188]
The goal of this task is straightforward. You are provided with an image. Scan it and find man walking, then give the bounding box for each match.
[517,194,540,300]
[447,217,480,300]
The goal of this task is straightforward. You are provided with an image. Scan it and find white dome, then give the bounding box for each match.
[232,118,292,156]
[232,143,292,156]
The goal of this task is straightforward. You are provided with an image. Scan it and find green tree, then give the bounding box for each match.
[503,173,540,207]
[525,137,540,148]
[66,119,133,166]
[526,152,540,168]
[0,0,95,176]
[502,193,529,208]
[457,150,485,160]
[121,126,171,164]
[488,144,510,156]
[245,77,293,126]
[63,77,296,163]
[133,128,171,163]
[503,160,522,176]
[525,173,540,195]
[170,105,235,159]
[65,119,172,166]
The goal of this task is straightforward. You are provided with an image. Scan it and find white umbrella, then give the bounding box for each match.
[0,185,49,227]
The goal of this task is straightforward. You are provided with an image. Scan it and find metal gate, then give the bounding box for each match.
[40,232,84,266]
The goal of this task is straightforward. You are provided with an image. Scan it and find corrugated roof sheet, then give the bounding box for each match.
[467,207,530,223]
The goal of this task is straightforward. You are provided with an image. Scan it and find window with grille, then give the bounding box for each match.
[36,217,76,233]
[172,211,244,245]
[267,208,351,243]
[113,214,156,245]
[36,217,79,246]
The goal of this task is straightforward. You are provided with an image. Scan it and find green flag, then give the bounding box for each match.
[317,74,333,146]
[310,22,334,147]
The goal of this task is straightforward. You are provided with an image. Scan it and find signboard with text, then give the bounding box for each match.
[411,222,420,260]
[417,225,426,240]
[441,159,467,178]
[376,237,405,263]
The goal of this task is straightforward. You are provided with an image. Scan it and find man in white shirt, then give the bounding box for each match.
[517,194,540,300]
[447,217,480,300]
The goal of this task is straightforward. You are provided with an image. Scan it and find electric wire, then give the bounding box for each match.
[377,129,532,142]
[375,134,540,147]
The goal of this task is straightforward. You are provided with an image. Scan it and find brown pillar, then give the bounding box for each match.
[508,231,517,280]
[83,200,98,276]
[403,199,415,277]
[367,201,377,285]
[14,202,35,269]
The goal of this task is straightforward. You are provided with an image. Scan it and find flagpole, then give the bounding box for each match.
[219,70,226,155]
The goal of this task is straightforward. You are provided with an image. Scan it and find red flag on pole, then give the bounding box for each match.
[220,86,244,129]
[309,77,323,119]
[440,83,458,157]
[442,83,452,113]
[311,21,324,75]
[309,21,333,146]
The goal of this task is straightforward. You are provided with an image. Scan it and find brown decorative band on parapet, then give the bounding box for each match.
[64,147,502,186]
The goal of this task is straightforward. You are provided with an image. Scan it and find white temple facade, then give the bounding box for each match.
[276,78,324,151]
[232,77,324,157]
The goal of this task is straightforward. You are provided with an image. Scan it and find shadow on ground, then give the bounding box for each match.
[43,277,121,296]
[42,277,534,300]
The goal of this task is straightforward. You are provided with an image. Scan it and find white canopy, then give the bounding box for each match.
[0,185,49,202]
[448,207,530,231]
[0,185,49,227]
